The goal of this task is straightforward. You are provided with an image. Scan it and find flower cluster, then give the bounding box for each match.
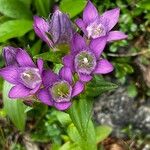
[0,1,127,110]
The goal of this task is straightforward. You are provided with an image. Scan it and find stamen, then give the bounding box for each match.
[22,72,31,78]
[83,57,88,64]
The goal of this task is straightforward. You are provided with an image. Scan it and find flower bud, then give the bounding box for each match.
[49,9,73,45]
[33,9,74,48]
[2,46,18,66]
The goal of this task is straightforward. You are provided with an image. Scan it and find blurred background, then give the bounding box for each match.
[0,0,150,149]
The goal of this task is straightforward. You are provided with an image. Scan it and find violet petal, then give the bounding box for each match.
[83,1,98,24]
[16,48,35,67]
[79,73,92,82]
[93,59,113,74]
[72,81,84,97]
[107,31,127,42]
[62,54,74,72]
[102,8,120,31]
[90,36,107,58]
[42,70,58,88]
[0,67,18,84]
[33,16,53,47]
[37,58,44,74]
[75,18,87,34]
[9,84,30,99]
[71,33,87,53]
[37,89,53,106]
[54,102,72,110]
[59,67,72,84]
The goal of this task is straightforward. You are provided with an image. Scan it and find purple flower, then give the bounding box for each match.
[0,48,43,99]
[75,1,127,42]
[62,33,113,82]
[2,46,19,66]
[37,67,84,110]
[33,9,74,47]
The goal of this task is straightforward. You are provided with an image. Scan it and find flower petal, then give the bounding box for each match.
[9,84,30,99]
[62,54,74,72]
[16,48,35,67]
[59,67,72,84]
[75,18,86,33]
[30,83,41,94]
[71,33,87,53]
[90,36,107,58]
[79,73,92,82]
[0,67,18,84]
[37,59,43,74]
[93,59,113,74]
[72,81,84,97]
[83,1,98,24]
[107,31,127,42]
[54,102,71,110]
[42,70,58,88]
[37,89,53,106]
[102,8,120,31]
[33,16,53,47]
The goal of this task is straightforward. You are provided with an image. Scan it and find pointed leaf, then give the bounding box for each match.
[84,75,118,97]
[96,125,112,143]
[0,20,33,43]
[60,0,86,18]
[3,81,27,131]
[0,0,32,19]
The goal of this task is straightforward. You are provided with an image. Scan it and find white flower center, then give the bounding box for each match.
[21,68,41,89]
[75,51,97,75]
[83,57,88,64]
[86,22,106,39]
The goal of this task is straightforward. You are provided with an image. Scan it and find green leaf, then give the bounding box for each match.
[19,0,32,8]
[67,123,82,143]
[84,75,118,97]
[53,110,72,127]
[139,0,150,10]
[60,142,80,150]
[3,81,27,131]
[96,125,112,143]
[68,99,97,150]
[68,98,93,136]
[0,20,33,43]
[115,63,134,78]
[34,51,64,63]
[60,0,86,18]
[127,84,137,98]
[0,0,32,19]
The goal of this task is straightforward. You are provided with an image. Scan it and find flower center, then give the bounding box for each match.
[86,21,106,39]
[20,68,42,89]
[50,81,72,102]
[75,51,96,75]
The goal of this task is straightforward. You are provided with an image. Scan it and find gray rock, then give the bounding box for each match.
[93,86,150,135]
[133,105,150,132]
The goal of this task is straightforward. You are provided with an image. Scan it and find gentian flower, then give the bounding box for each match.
[2,46,19,66]
[33,9,74,47]
[62,33,113,82]
[0,48,43,99]
[75,1,127,42]
[37,67,84,110]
